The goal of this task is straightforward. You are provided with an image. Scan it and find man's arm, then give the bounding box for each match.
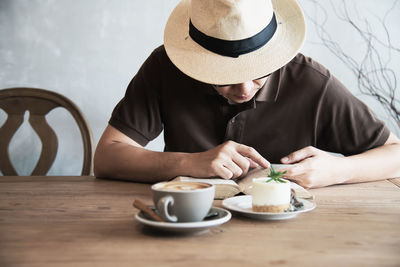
[94,125,270,182]
[280,132,400,188]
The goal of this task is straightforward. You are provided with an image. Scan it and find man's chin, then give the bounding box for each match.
[228,96,253,104]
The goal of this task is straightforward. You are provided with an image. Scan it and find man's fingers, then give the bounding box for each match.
[207,141,270,179]
[246,158,259,168]
[213,163,234,180]
[282,164,305,177]
[222,160,244,179]
[231,154,251,176]
[236,144,270,169]
[281,146,318,164]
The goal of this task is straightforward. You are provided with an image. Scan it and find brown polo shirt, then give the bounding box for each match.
[109,45,390,163]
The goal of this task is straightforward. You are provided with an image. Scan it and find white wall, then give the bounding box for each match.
[0,0,399,175]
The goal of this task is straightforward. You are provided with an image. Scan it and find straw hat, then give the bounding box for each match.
[164,0,305,85]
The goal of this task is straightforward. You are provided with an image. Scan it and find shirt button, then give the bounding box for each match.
[231,118,235,123]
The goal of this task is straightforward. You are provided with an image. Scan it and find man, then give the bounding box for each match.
[94,0,400,188]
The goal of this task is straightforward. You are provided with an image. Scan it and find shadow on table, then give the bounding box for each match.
[135,223,225,238]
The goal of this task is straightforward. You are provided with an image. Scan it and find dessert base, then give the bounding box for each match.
[252,204,290,213]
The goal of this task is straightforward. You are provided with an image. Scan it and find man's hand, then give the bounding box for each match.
[185,141,270,180]
[280,146,345,188]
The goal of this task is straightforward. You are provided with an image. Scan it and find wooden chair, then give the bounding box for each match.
[0,87,94,176]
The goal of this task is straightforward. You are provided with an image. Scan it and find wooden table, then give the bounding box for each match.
[1,176,399,266]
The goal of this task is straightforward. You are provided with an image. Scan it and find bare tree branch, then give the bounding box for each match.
[302,0,400,131]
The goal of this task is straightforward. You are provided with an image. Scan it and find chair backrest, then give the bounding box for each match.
[0,87,94,176]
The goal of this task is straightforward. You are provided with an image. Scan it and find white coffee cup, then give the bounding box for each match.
[151,181,215,222]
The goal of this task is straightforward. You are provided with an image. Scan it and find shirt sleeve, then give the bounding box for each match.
[108,49,163,146]
[315,74,390,156]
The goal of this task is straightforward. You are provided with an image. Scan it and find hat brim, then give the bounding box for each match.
[164,0,306,85]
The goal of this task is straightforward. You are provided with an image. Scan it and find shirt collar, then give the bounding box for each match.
[255,71,280,102]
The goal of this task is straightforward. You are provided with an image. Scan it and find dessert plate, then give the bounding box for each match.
[136,206,231,233]
[222,195,316,220]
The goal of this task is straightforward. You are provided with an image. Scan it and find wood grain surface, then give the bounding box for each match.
[389,178,400,188]
[0,176,399,266]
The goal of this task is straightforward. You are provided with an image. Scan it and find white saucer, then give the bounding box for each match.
[222,195,316,220]
[135,206,231,233]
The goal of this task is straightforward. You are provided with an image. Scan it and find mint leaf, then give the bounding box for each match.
[266,166,287,183]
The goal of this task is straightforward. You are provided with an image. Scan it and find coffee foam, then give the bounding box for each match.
[155,182,211,191]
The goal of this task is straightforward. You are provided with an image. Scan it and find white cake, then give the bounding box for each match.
[252,177,291,212]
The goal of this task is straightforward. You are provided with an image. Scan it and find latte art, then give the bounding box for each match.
[156,182,211,191]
